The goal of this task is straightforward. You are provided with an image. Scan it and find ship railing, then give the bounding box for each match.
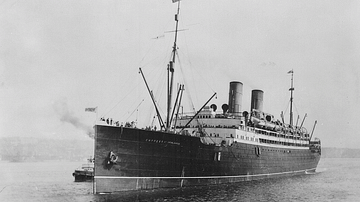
[259,138,310,147]
[200,136,223,146]
[254,128,311,147]
[253,127,309,141]
[178,111,245,120]
[175,124,241,130]
[310,139,321,145]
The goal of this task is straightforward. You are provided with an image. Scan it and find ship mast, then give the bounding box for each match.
[167,1,181,131]
[289,70,294,126]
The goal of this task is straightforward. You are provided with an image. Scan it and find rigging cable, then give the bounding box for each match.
[175,52,196,114]
[101,82,139,118]
[181,30,217,94]
[125,99,144,121]
[282,100,290,122]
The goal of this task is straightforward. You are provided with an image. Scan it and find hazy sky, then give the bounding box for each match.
[1,0,359,148]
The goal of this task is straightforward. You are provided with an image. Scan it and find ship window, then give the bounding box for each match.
[214,152,221,161]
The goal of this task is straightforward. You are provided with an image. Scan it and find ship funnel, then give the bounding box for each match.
[222,104,229,114]
[251,90,264,111]
[228,81,243,114]
[210,104,217,112]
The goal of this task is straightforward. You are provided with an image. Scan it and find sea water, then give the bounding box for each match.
[1,158,360,202]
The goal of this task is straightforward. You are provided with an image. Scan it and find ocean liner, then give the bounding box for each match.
[94,1,321,193]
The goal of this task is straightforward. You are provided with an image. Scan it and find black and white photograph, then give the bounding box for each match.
[1,0,359,201]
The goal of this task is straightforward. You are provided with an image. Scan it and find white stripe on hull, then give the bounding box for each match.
[95,167,316,179]
[94,168,317,193]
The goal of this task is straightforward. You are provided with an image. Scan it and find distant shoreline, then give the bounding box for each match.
[321,147,360,158]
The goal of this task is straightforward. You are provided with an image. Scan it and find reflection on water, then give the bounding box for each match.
[1,158,360,202]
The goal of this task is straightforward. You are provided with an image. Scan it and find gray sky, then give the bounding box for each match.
[0,0,359,148]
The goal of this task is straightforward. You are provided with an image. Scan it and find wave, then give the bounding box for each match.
[315,168,327,173]
[305,168,327,175]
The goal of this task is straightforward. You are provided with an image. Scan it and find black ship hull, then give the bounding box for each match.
[94,125,320,193]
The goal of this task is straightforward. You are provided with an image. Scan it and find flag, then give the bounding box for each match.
[172,0,180,3]
[85,107,97,113]
[287,70,293,74]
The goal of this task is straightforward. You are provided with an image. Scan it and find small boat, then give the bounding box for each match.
[72,158,94,182]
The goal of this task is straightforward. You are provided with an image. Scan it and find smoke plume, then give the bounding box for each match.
[53,98,94,138]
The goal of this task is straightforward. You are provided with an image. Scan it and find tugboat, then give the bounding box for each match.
[72,157,94,182]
